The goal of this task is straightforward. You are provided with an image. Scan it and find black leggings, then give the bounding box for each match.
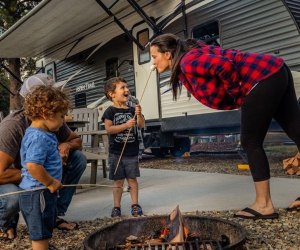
[241,64,300,182]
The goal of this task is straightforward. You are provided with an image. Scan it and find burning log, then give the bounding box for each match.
[107,206,239,250]
[161,205,188,242]
[116,206,189,248]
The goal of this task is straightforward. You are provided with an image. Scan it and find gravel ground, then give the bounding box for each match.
[140,144,300,179]
[1,144,300,250]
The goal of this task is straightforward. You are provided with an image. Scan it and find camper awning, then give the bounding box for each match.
[0,0,182,60]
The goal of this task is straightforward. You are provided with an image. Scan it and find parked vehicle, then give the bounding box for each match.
[1,0,300,156]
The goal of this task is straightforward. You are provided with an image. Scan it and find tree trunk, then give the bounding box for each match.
[7,58,22,112]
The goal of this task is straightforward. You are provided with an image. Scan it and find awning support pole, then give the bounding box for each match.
[126,0,160,34]
[94,0,145,50]
[0,62,21,95]
[149,1,186,39]
[0,80,15,95]
[0,63,23,85]
[181,0,188,39]
[64,37,83,59]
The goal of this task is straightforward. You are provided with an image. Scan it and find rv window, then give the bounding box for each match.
[137,29,150,64]
[44,62,56,81]
[75,92,87,108]
[192,21,220,45]
[106,57,119,79]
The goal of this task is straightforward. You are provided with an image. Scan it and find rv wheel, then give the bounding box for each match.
[150,148,169,157]
[171,136,191,157]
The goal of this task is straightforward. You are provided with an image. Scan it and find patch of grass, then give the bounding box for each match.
[265,144,297,158]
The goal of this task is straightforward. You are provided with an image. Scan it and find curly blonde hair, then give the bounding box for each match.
[24,85,69,120]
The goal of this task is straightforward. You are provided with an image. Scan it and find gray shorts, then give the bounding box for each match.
[108,153,140,180]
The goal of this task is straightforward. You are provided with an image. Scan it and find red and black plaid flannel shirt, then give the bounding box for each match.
[179,45,284,110]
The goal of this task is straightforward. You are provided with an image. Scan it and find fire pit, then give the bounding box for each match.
[83,215,246,250]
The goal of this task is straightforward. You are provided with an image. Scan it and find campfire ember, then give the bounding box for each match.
[115,206,225,250]
[84,208,246,250]
[119,206,189,247]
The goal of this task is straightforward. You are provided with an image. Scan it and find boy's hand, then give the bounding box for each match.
[135,104,142,116]
[47,179,63,193]
[126,118,136,128]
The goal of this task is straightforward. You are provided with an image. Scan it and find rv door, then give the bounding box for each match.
[132,24,159,120]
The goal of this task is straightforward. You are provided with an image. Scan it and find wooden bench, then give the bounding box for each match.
[72,108,109,184]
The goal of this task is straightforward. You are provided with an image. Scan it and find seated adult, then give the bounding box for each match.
[0,73,87,240]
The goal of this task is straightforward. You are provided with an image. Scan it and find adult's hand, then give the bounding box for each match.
[58,142,71,165]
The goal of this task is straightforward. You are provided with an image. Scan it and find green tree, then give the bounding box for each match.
[0,0,41,111]
[0,67,9,116]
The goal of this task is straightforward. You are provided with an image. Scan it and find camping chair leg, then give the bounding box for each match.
[90,160,98,184]
[102,159,107,178]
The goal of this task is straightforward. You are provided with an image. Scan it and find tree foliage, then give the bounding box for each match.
[0,0,41,28]
[0,0,42,112]
[0,67,9,116]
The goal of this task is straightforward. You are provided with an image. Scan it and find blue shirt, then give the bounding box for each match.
[19,127,62,189]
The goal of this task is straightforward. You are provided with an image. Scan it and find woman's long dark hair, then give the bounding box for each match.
[150,33,203,100]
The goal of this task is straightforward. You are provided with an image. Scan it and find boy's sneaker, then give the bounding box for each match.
[131,204,143,217]
[111,207,121,218]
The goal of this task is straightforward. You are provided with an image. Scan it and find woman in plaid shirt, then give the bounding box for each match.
[150,33,300,219]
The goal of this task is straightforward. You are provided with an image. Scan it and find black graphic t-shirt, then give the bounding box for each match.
[102,106,139,156]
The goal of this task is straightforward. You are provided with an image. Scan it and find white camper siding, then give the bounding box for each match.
[159,0,300,119]
[160,87,224,118]
[187,0,300,69]
[219,0,300,70]
[55,35,134,108]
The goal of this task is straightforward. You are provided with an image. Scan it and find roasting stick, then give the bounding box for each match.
[0,186,46,198]
[0,184,131,198]
[113,65,156,175]
[1,67,156,196]
[0,54,137,199]
[63,184,130,192]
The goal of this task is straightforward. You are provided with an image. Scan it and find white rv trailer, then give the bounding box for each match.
[1,0,300,155]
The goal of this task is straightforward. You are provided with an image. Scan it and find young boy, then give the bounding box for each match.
[102,77,145,217]
[19,85,69,250]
